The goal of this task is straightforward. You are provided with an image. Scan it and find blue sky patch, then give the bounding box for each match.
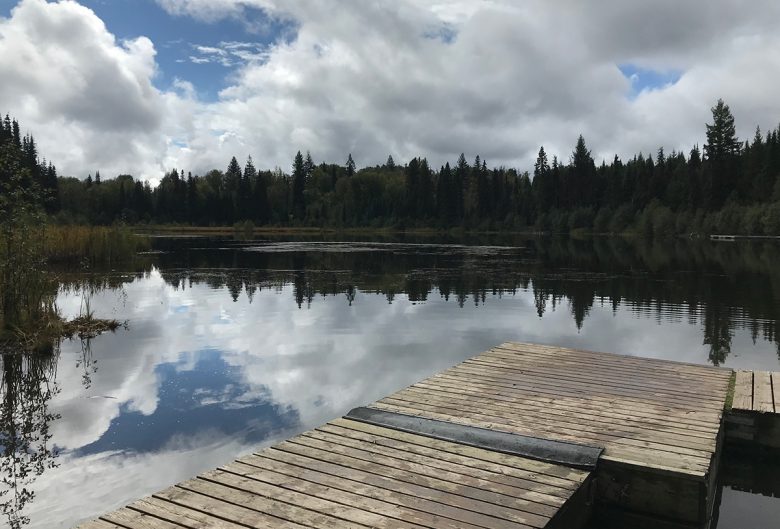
[71,349,300,455]
[423,23,457,44]
[619,64,682,98]
[1,0,296,100]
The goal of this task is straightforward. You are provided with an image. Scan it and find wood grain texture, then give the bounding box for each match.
[732,370,754,411]
[753,371,775,413]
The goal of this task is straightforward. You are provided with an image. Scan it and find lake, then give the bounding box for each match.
[3,234,780,528]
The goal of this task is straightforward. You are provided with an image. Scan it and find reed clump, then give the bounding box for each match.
[43,225,150,265]
[1,225,141,355]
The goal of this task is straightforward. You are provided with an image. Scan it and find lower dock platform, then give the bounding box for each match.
[726,369,780,449]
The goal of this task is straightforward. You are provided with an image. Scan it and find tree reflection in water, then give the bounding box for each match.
[151,236,780,367]
[0,350,60,529]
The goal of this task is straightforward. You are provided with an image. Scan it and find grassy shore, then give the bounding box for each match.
[1,225,146,354]
[44,225,150,264]
[132,224,553,238]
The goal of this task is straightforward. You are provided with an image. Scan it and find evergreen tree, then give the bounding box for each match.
[186,172,196,223]
[292,151,306,220]
[225,156,242,222]
[437,163,453,223]
[704,99,740,161]
[454,153,468,221]
[239,157,254,219]
[346,153,356,177]
[386,155,396,170]
[253,170,269,224]
[243,156,257,181]
[405,157,420,218]
[418,158,434,219]
[11,119,20,148]
[570,135,595,207]
[304,151,314,178]
[533,146,552,211]
[703,99,741,208]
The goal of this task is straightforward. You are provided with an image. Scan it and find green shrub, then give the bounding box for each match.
[609,205,635,234]
[762,202,780,235]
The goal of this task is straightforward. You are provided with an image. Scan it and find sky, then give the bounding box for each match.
[1,0,780,183]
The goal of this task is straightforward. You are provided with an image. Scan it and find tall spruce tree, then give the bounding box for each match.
[454,153,468,221]
[704,99,740,161]
[304,151,314,178]
[533,146,551,211]
[570,135,595,207]
[704,99,741,208]
[292,151,306,220]
[225,156,242,222]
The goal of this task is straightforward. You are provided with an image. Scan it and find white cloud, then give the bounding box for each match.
[2,0,780,181]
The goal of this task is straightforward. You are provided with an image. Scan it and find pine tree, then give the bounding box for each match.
[292,151,306,220]
[704,99,740,161]
[533,146,551,211]
[703,99,741,208]
[226,157,242,187]
[239,157,254,219]
[253,171,269,224]
[304,151,314,178]
[346,153,356,177]
[437,163,455,224]
[405,157,420,218]
[2,115,10,142]
[186,172,196,223]
[418,158,434,218]
[386,155,396,170]
[11,119,20,148]
[570,135,595,207]
[454,153,468,221]
[225,156,242,222]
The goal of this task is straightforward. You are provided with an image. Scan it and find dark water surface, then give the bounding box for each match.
[4,235,780,528]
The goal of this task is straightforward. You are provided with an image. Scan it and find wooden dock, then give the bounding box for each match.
[75,342,734,529]
[726,370,780,449]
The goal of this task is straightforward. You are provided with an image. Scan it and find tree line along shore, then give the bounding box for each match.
[3,99,780,237]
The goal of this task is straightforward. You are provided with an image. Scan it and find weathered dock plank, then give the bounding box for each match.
[753,371,775,413]
[774,372,780,412]
[732,370,753,411]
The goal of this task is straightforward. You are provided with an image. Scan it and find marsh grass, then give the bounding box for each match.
[0,225,142,355]
[43,225,150,265]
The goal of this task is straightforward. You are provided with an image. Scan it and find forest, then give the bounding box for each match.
[4,99,780,236]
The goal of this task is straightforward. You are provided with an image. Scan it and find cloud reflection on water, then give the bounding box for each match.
[12,238,780,527]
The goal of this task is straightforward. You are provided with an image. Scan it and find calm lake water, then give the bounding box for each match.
[3,235,780,528]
